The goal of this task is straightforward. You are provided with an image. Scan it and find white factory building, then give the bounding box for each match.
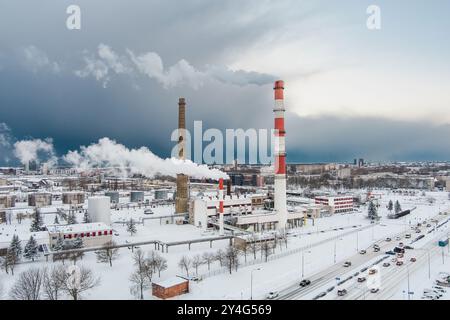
[315,195,354,214]
[47,222,113,249]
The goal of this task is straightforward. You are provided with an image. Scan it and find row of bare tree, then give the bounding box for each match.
[7,265,100,300]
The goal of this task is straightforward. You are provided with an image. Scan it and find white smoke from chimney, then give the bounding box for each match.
[13,138,57,168]
[63,137,228,180]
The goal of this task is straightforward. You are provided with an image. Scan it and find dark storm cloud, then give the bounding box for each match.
[0,1,449,165]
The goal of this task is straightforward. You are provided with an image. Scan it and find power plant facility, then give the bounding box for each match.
[88,196,111,225]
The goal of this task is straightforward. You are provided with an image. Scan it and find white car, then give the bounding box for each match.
[267,291,279,299]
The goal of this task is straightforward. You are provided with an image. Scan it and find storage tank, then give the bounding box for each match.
[62,192,85,205]
[28,193,52,207]
[105,191,120,204]
[88,196,111,225]
[154,189,169,200]
[130,191,144,203]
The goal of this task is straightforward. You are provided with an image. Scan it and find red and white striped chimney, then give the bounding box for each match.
[274,80,287,229]
[218,178,224,235]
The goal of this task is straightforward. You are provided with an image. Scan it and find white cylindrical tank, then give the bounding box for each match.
[88,196,111,225]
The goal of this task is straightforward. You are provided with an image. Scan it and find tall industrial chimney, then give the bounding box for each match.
[218,178,224,235]
[175,98,189,214]
[273,80,287,229]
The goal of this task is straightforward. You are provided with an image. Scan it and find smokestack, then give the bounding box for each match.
[273,80,287,229]
[219,178,224,236]
[175,98,189,214]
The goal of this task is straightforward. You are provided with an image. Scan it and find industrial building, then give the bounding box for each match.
[130,191,145,203]
[315,196,354,214]
[152,277,189,299]
[47,222,113,249]
[28,192,52,207]
[154,189,170,200]
[105,191,120,204]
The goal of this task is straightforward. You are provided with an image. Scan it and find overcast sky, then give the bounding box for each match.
[1,0,450,165]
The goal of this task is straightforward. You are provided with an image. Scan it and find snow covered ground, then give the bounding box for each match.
[0,189,449,300]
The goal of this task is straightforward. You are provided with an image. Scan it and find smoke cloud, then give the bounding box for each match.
[75,44,276,89]
[63,137,228,180]
[13,138,57,167]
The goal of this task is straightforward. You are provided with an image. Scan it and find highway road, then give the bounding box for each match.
[273,212,449,300]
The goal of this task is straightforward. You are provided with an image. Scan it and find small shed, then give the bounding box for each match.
[152,277,189,299]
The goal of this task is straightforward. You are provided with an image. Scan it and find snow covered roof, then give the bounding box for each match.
[46,222,111,234]
[153,277,188,288]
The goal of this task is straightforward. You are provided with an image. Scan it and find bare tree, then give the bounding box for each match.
[192,255,204,276]
[132,249,146,273]
[178,256,192,277]
[42,265,66,300]
[129,268,150,300]
[96,241,119,267]
[261,240,273,262]
[224,246,240,274]
[9,268,43,300]
[248,234,260,260]
[63,266,100,300]
[153,253,168,277]
[202,252,215,271]
[215,249,226,267]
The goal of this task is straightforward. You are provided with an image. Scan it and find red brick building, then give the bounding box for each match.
[152,277,189,299]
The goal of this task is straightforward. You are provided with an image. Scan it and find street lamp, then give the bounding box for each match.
[301,250,311,279]
[250,268,261,300]
[334,238,343,264]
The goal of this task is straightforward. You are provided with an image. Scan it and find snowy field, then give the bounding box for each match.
[0,189,449,300]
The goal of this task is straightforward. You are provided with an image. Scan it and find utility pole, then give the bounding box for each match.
[407,265,411,301]
[250,268,261,300]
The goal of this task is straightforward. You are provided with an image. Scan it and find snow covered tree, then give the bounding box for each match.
[178,256,192,277]
[395,200,402,214]
[96,241,119,267]
[67,213,77,225]
[224,246,240,274]
[54,215,59,225]
[214,249,226,266]
[368,201,379,220]
[126,218,137,236]
[24,236,39,262]
[82,211,90,224]
[9,268,43,300]
[72,237,83,249]
[30,209,43,232]
[192,254,204,276]
[387,200,393,213]
[62,266,100,300]
[9,234,22,259]
[42,265,66,300]
[202,252,215,271]
[53,235,65,252]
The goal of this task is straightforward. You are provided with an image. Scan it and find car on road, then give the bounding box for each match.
[327,286,335,292]
[396,261,404,266]
[337,289,347,296]
[398,242,404,247]
[395,236,401,241]
[368,268,377,275]
[397,253,404,258]
[404,245,414,250]
[382,262,390,267]
[299,279,311,287]
[266,291,279,299]
[360,267,368,272]
[357,277,366,283]
[416,229,422,233]
[343,261,352,267]
[410,257,417,262]
[370,288,379,293]
[359,250,366,255]
[144,209,154,215]
[432,287,446,293]
[385,237,392,242]
[313,292,327,300]
[405,234,411,239]
[427,224,432,228]
[385,251,395,255]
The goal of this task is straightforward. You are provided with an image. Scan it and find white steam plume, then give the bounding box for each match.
[63,137,228,180]
[13,138,57,167]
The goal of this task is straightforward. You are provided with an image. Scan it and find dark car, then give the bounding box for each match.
[300,279,311,287]
[337,289,347,296]
[313,292,327,300]
[357,277,366,283]
[385,251,395,255]
[404,245,414,250]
